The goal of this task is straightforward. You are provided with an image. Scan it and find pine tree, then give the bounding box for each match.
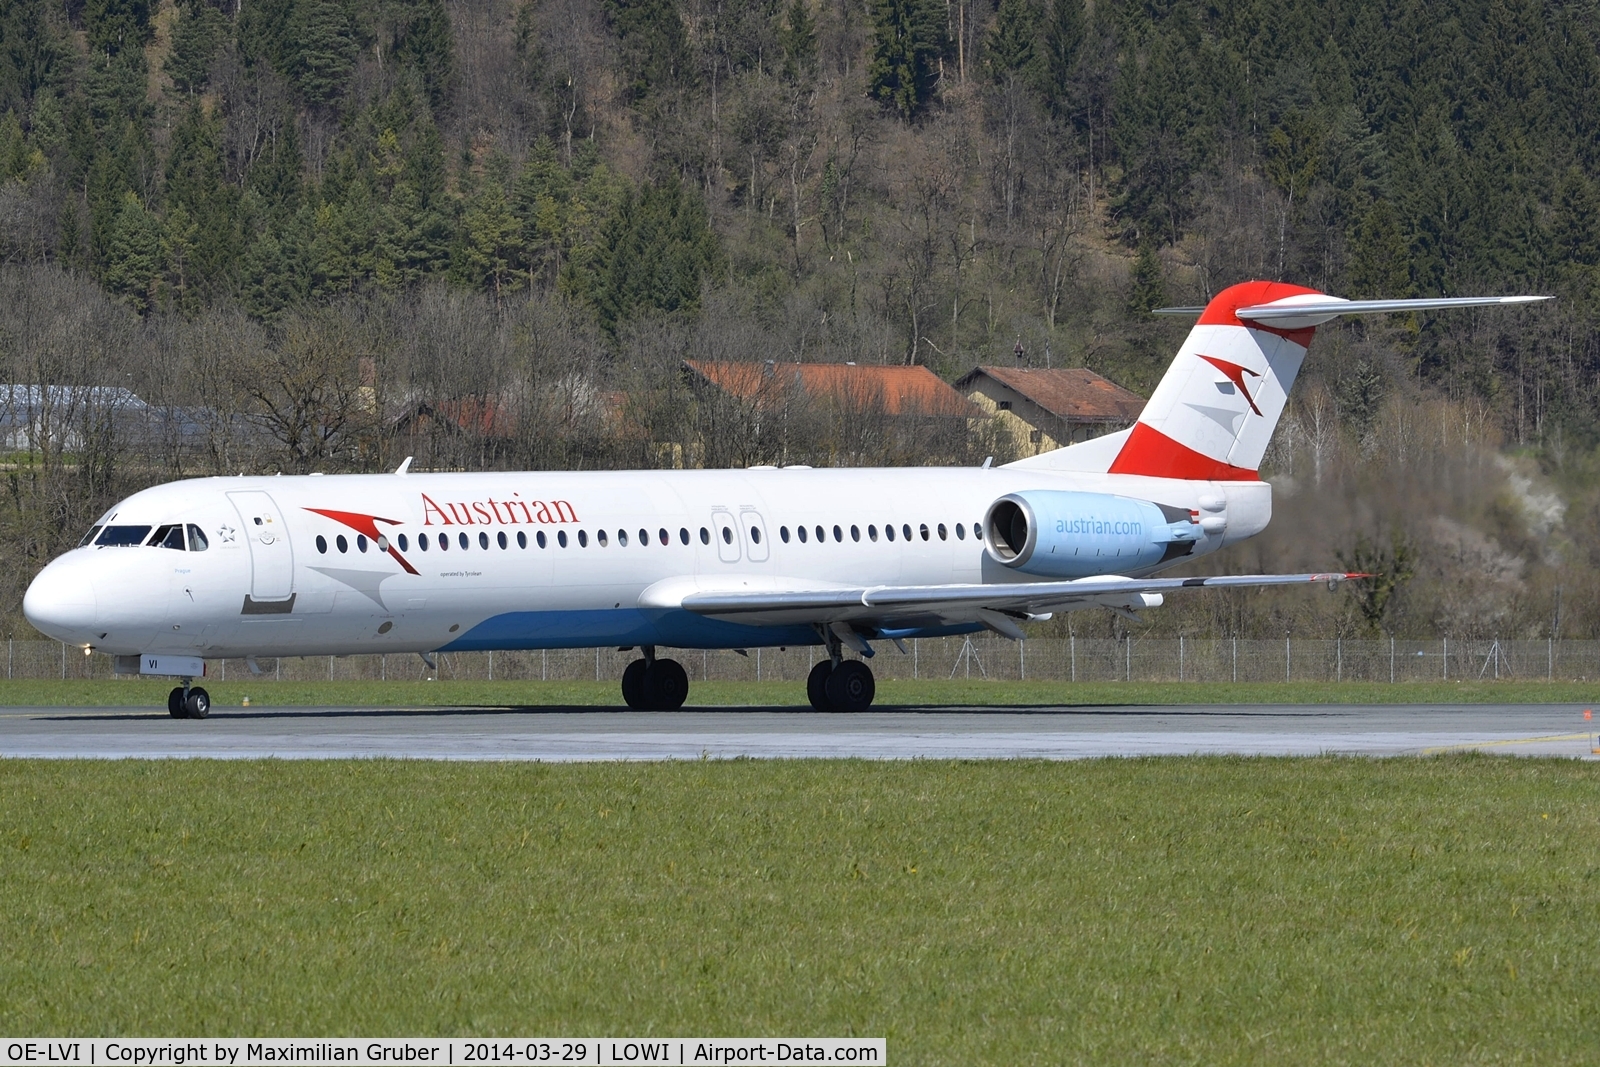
[1033,0,1082,118]
[455,177,523,299]
[984,0,1037,87]
[165,2,226,96]
[1127,238,1164,314]
[867,0,947,120]
[102,191,161,314]
[1346,200,1412,299]
[588,180,722,334]
[780,0,817,82]
[290,0,356,107]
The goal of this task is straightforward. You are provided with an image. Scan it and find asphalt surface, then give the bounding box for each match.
[2,702,1598,759]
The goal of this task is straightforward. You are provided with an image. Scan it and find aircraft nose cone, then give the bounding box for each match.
[23,556,99,642]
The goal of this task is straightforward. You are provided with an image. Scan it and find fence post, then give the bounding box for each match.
[329,656,334,681]
[1125,637,1130,682]
[489,651,494,681]
[756,648,762,681]
[1179,635,1184,681]
[1070,635,1076,682]
[542,650,547,681]
[1443,637,1447,680]
[1232,636,1237,683]
[1285,635,1290,682]
[1390,636,1395,683]
[7,637,11,680]
[1336,637,1341,683]
[595,648,600,682]
[1019,640,1025,681]
[1548,636,1553,681]
[60,642,65,680]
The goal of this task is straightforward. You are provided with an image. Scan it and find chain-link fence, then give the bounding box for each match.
[4,636,1597,684]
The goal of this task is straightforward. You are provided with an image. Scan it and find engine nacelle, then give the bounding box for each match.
[985,490,1202,578]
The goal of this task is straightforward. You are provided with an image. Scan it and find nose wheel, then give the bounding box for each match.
[620,649,689,709]
[167,683,210,719]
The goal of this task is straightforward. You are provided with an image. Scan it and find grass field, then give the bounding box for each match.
[3,757,1599,1062]
[5,678,1600,707]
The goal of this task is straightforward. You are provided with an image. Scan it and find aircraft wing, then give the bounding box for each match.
[679,572,1359,639]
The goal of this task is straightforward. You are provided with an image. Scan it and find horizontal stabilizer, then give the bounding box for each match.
[1156,294,1550,327]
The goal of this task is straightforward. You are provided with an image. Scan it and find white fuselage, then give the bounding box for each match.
[22,465,1270,659]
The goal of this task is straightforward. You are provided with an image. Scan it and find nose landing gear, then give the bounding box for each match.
[167,679,210,719]
[620,646,689,709]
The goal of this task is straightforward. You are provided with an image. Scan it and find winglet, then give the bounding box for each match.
[396,456,413,476]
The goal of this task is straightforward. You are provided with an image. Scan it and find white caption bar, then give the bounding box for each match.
[0,1041,885,1067]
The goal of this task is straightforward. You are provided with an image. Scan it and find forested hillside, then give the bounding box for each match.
[1,0,1598,641]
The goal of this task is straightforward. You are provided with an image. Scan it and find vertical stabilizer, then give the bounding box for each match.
[1106,280,1321,480]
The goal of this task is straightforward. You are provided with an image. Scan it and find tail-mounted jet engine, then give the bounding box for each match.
[985,490,1202,578]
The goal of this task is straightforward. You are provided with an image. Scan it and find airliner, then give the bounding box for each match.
[22,281,1546,717]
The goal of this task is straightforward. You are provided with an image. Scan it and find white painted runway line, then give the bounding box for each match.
[2,703,1599,760]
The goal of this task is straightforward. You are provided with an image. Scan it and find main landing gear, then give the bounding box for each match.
[167,679,210,719]
[621,646,689,710]
[806,628,876,711]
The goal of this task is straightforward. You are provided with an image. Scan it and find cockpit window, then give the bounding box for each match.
[79,525,102,547]
[96,525,152,546]
[149,524,186,550]
[186,524,209,551]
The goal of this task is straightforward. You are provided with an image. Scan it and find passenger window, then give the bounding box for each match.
[358,535,369,552]
[868,525,878,541]
[597,529,608,547]
[955,523,966,540]
[798,525,808,543]
[617,529,627,547]
[974,522,983,539]
[721,526,733,544]
[937,523,947,540]
[537,531,548,548]
[316,535,328,554]
[832,525,842,542]
[458,532,469,549]
[518,531,528,548]
[850,525,860,542]
[700,527,710,544]
[679,528,689,544]
[498,531,508,549]
[902,524,912,541]
[578,530,589,547]
[814,525,824,542]
[418,534,430,552]
[336,535,349,553]
[780,526,790,543]
[439,533,449,551]
[661,528,671,545]
[398,534,410,551]
[920,524,930,541]
[557,531,568,548]
[886,524,895,542]
[750,526,762,544]
[640,528,649,546]
[475,532,487,549]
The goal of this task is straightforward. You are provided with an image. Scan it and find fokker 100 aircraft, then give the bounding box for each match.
[23,281,1546,717]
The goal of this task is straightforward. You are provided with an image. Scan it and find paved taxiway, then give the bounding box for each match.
[2,702,1598,759]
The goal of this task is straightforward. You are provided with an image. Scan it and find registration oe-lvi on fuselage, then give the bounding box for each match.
[23,282,1548,716]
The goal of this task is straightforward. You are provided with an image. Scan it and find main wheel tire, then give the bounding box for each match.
[621,659,649,708]
[806,660,834,711]
[184,686,211,719]
[168,686,187,718]
[645,658,689,710]
[824,660,875,711]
